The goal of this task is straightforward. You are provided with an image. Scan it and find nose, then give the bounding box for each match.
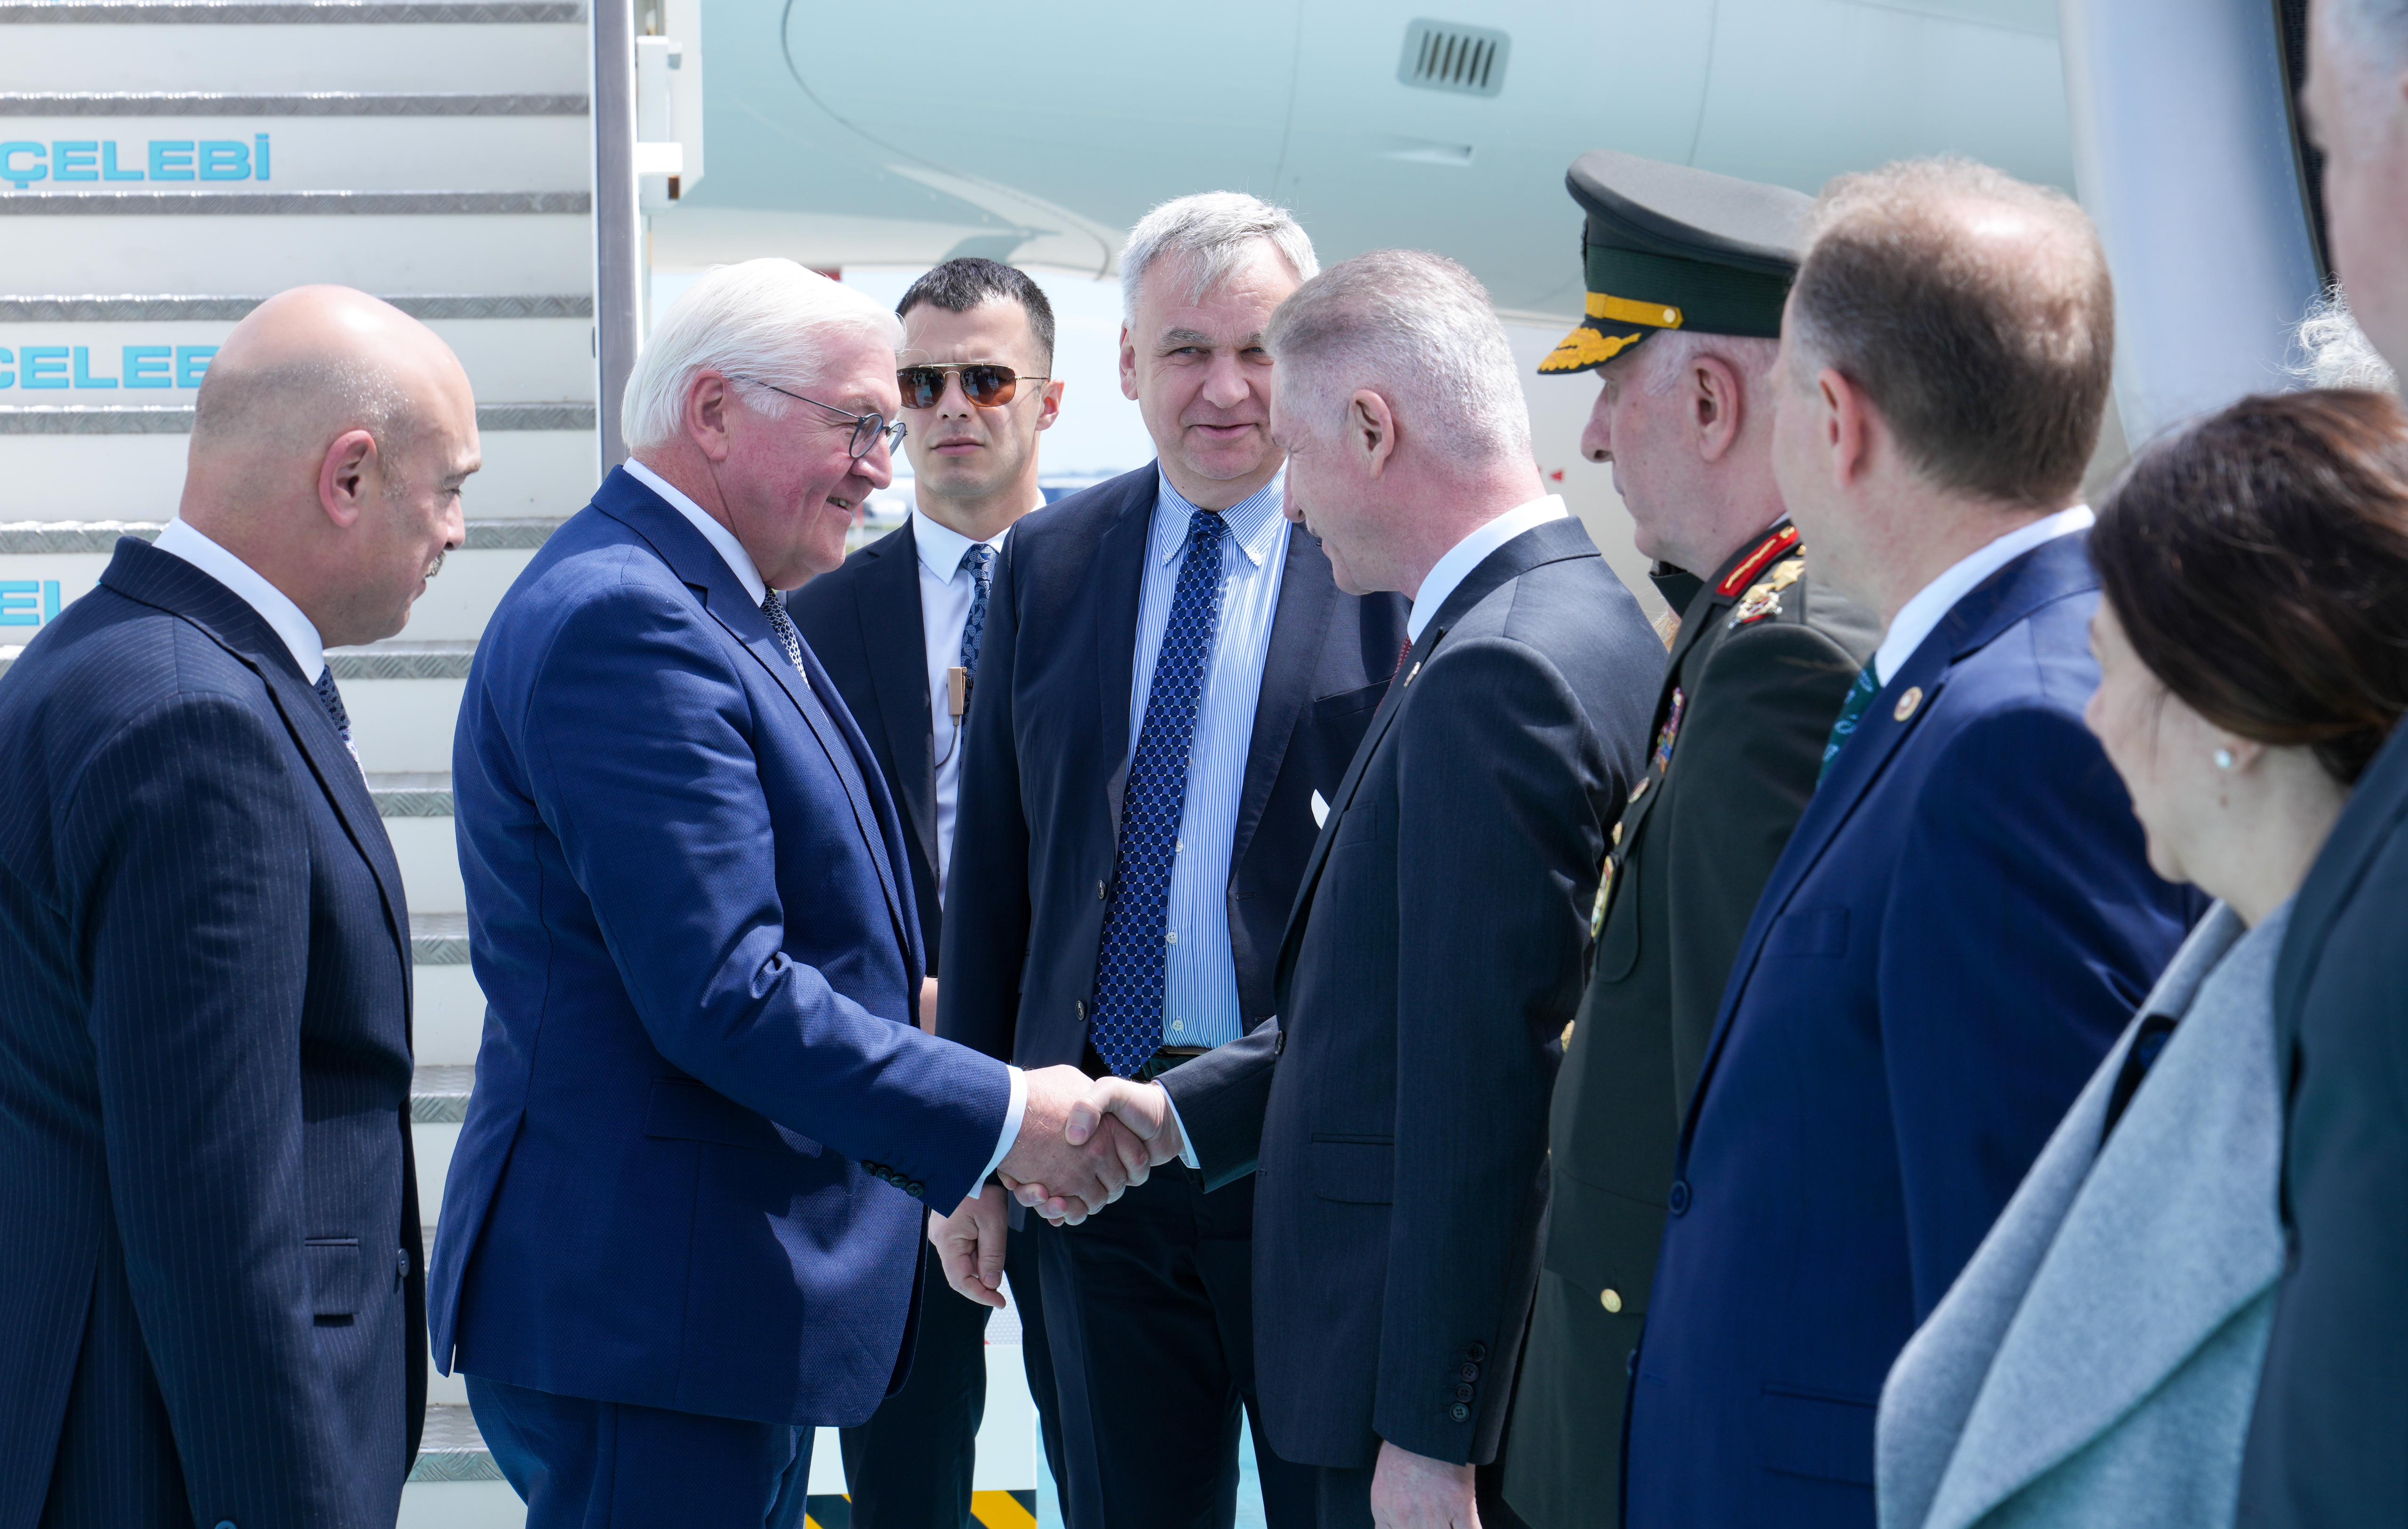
[854,434,896,492]
[938,370,974,418]
[1200,350,1251,410]
[443,489,467,550]
[1582,386,1615,465]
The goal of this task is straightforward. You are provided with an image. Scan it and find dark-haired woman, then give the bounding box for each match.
[1874,387,2408,1529]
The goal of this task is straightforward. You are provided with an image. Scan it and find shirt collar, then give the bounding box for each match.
[626,457,769,607]
[910,504,1016,583]
[150,517,326,681]
[1152,466,1288,570]
[1407,495,1569,642]
[1872,504,2092,684]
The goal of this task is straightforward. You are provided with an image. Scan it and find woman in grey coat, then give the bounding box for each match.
[1877,388,2408,1529]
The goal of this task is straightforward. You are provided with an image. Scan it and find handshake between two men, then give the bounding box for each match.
[930,1073,1177,1309]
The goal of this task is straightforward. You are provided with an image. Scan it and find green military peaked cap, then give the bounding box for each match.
[1540,149,1814,376]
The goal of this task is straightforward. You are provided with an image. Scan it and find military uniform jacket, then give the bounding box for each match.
[1505,522,1875,1529]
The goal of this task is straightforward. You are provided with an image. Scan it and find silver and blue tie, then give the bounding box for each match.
[959,543,996,677]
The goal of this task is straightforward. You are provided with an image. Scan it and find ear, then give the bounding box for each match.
[1348,388,1397,478]
[1820,366,1875,488]
[1690,352,1746,465]
[1119,324,1140,402]
[317,428,379,528]
[1035,378,1066,433]
[683,371,737,464]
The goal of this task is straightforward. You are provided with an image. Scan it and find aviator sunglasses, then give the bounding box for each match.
[896,362,1050,410]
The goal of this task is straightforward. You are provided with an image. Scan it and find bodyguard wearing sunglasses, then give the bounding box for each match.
[789,256,1069,1529]
[935,194,1410,1529]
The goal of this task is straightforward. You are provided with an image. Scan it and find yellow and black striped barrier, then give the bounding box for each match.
[803,1490,1038,1529]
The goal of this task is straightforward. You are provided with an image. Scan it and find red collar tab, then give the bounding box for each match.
[1717,524,1801,598]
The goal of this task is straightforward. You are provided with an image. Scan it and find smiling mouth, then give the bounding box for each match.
[1191,422,1260,438]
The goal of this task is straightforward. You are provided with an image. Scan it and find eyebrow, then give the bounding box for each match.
[1157,328,1266,348]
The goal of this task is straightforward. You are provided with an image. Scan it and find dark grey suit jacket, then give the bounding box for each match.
[2240,719,2408,1526]
[1162,515,1663,1471]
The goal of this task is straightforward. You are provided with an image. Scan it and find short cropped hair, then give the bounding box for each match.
[623,259,902,453]
[895,257,1058,368]
[1637,330,1781,400]
[1787,158,2115,507]
[193,355,412,464]
[2093,388,2408,784]
[1120,192,1318,325]
[1267,248,1531,471]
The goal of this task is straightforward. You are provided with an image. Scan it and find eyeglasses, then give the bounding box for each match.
[732,376,906,462]
[896,363,1050,410]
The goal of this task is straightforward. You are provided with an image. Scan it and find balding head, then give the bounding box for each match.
[181,285,478,648]
[1784,158,2114,507]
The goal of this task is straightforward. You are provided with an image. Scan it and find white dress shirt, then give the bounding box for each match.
[151,517,327,685]
[909,505,1020,902]
[1406,494,1571,642]
[1124,467,1292,1051]
[1871,504,2094,686]
[626,459,1027,1187]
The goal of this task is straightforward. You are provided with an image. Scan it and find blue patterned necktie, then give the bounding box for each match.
[1089,509,1228,1077]
[958,543,997,676]
[312,666,352,746]
[760,590,810,687]
[1819,663,1879,782]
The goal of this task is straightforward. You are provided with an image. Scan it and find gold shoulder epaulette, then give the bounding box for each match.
[1727,554,1806,630]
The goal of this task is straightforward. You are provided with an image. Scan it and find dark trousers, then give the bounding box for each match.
[840,1234,1066,1526]
[1311,1461,1529,1529]
[1035,1168,1317,1529]
[467,1374,812,1529]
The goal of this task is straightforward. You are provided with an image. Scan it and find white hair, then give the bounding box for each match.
[1119,192,1318,325]
[1635,329,1782,398]
[622,259,903,453]
[1266,248,1532,470]
[2293,287,2401,393]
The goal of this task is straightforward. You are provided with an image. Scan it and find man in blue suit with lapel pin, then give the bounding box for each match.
[432,260,1144,1529]
[790,257,1072,1528]
[1620,161,2199,1528]
[936,195,1409,1529]
[0,285,475,1528]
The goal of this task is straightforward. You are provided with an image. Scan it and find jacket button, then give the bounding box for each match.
[1075,1000,1086,1021]
[1458,1362,1478,1381]
[1097,879,1108,900]
[1600,1288,1622,1314]
[1465,1342,1487,1362]
[1449,1403,1470,1423]
[397,1248,412,1281]
[1667,1179,1691,1215]
[1453,1383,1473,1402]
[907,1181,925,1198]
[216,1521,238,1529]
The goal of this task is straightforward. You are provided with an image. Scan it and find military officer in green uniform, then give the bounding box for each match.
[1503,150,1879,1529]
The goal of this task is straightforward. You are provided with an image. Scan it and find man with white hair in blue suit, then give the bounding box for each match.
[428,260,1147,1528]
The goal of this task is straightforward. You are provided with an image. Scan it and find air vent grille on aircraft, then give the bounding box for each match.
[1397,19,1509,98]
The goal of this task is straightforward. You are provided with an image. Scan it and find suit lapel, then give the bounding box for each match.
[1683,532,2100,1143]
[1229,527,1334,876]
[96,541,412,991]
[1093,472,1156,831]
[855,525,939,876]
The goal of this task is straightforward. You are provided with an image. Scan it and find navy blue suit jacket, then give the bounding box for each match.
[1162,517,1664,1469]
[789,520,946,972]
[1624,532,2197,1528]
[937,463,1409,1069]
[0,540,422,1529]
[431,468,1012,1428]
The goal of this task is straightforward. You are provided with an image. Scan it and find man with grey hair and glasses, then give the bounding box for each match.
[1030,247,1663,1529]
[2241,0,2408,1519]
[428,258,1145,1528]
[936,195,1408,1528]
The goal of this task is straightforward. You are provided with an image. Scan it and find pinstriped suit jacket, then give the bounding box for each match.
[0,538,422,1529]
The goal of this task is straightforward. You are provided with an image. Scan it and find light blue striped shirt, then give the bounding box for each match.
[1124,467,1291,1050]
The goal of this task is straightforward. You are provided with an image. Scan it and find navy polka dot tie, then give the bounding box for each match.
[1089,510,1227,1077]
[958,543,996,676]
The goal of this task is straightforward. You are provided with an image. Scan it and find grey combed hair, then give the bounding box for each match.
[622,259,903,453]
[1637,329,1782,398]
[2294,287,2402,392]
[1266,249,1532,470]
[1119,192,1319,325]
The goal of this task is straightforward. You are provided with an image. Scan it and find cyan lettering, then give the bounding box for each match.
[22,347,67,389]
[123,346,171,388]
[0,583,38,628]
[254,134,270,181]
[147,141,194,181]
[197,140,248,181]
[43,581,60,623]
[72,346,117,389]
[0,142,47,189]
[0,346,13,388]
[100,142,142,181]
[52,141,97,181]
[175,346,217,388]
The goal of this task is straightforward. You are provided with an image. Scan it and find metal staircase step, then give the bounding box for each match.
[369,771,453,818]
[329,638,478,680]
[412,1062,473,1123]
[412,912,469,966]
[409,1402,502,1484]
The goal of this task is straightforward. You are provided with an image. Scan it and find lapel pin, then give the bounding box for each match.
[1893,685,1925,723]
